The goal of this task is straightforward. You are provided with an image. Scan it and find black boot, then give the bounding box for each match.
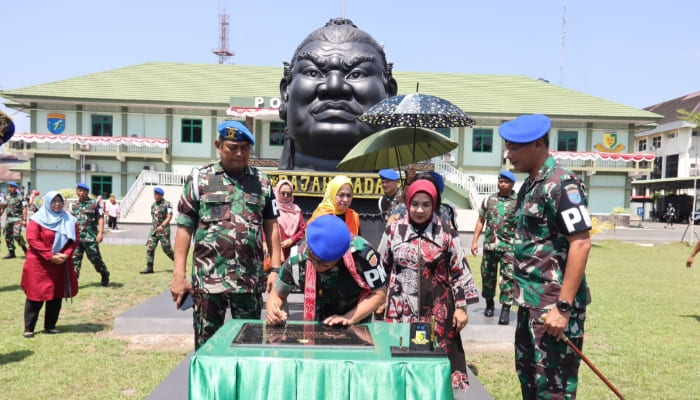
[100,271,110,287]
[498,304,511,325]
[21,245,28,254]
[2,251,16,259]
[140,265,154,274]
[484,298,495,317]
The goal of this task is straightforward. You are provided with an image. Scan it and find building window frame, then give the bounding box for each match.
[472,128,493,153]
[91,115,113,137]
[269,122,284,146]
[557,130,578,151]
[181,119,203,143]
[638,139,647,152]
[652,136,661,149]
[91,175,113,198]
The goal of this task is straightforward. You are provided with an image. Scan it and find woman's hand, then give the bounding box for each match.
[453,308,468,331]
[50,253,68,264]
[280,239,293,249]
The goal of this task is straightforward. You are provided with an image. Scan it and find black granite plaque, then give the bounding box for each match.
[231,323,374,348]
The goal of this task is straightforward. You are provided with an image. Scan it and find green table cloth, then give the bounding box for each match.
[189,320,453,400]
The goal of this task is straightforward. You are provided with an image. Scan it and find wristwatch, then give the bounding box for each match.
[556,300,572,313]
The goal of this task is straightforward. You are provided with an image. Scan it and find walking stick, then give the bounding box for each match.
[541,314,625,399]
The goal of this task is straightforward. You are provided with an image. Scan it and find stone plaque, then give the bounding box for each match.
[231,323,374,348]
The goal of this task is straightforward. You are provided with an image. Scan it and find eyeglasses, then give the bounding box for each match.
[279,192,292,197]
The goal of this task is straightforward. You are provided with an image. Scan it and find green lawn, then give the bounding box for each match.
[0,241,698,399]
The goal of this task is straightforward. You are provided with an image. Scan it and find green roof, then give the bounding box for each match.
[2,62,660,122]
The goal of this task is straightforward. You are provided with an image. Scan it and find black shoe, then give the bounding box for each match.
[100,272,110,287]
[2,251,16,259]
[140,267,154,274]
[498,305,511,325]
[484,298,495,317]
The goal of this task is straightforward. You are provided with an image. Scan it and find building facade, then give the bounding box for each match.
[2,62,661,213]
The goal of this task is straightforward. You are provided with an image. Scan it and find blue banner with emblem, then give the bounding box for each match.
[47,113,66,134]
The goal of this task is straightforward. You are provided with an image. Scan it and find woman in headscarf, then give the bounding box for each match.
[274,179,306,260]
[308,175,360,235]
[378,180,478,391]
[21,191,79,338]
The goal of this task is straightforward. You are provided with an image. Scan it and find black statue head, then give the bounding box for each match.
[279,18,398,170]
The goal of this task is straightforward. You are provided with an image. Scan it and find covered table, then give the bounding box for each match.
[189,320,452,400]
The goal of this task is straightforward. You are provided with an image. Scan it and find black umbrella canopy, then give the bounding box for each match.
[359,93,475,128]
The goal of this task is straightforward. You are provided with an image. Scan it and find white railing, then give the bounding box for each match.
[120,170,189,218]
[432,158,480,209]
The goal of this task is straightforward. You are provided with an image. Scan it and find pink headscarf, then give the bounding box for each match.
[274,179,302,237]
[405,180,438,225]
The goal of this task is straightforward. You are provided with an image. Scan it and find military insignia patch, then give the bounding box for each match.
[366,249,379,267]
[565,184,582,204]
[225,126,240,140]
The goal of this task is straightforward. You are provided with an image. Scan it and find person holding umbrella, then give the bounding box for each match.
[499,114,592,399]
[21,191,79,338]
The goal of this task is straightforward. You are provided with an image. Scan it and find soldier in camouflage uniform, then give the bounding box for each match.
[266,215,387,326]
[470,170,517,324]
[378,169,402,224]
[170,121,282,350]
[71,183,110,286]
[500,114,592,400]
[2,181,28,259]
[141,187,174,274]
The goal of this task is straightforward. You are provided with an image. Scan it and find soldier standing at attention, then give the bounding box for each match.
[170,120,282,350]
[142,187,174,274]
[377,169,402,224]
[470,170,517,325]
[71,183,110,286]
[3,181,28,259]
[499,114,592,399]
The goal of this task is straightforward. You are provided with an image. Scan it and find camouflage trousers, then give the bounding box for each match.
[515,307,586,400]
[192,292,262,349]
[73,240,109,278]
[145,232,174,266]
[480,249,514,304]
[4,221,27,252]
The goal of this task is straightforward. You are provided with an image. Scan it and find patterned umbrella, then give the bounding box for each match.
[358,93,475,129]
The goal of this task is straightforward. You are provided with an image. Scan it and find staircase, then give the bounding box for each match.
[119,170,188,223]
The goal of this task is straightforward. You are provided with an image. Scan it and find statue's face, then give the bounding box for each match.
[284,40,389,160]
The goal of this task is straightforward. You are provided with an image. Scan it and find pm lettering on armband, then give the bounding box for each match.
[363,266,387,288]
[561,205,592,233]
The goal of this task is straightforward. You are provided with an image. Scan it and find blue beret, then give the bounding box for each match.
[154,187,164,195]
[7,181,18,188]
[218,120,254,145]
[498,170,516,183]
[379,169,399,181]
[76,183,90,191]
[0,111,15,145]
[428,171,445,192]
[498,114,552,144]
[306,215,351,262]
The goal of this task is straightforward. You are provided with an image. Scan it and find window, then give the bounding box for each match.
[652,136,661,149]
[665,154,678,178]
[181,119,203,143]
[269,122,284,146]
[651,157,662,179]
[91,176,113,198]
[638,139,647,152]
[434,127,451,138]
[472,128,493,153]
[557,130,578,151]
[91,115,113,137]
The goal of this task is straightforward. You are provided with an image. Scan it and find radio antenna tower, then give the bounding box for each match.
[212,11,235,64]
[560,0,567,86]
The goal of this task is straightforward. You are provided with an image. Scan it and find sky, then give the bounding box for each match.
[1,0,699,133]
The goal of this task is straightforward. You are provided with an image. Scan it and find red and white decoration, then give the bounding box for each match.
[10,133,168,148]
[551,151,655,162]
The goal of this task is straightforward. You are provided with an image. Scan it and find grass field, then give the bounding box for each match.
[0,240,698,399]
